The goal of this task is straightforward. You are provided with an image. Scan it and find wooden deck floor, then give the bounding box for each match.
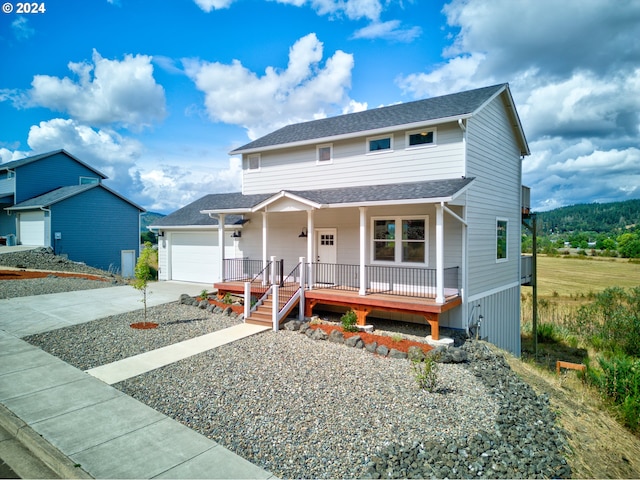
[214,280,461,340]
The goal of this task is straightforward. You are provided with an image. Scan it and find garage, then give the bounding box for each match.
[18,211,46,246]
[169,231,236,283]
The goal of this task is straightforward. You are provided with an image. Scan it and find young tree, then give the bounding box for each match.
[132,242,157,325]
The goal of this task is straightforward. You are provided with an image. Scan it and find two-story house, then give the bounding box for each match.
[0,150,145,275]
[151,83,530,354]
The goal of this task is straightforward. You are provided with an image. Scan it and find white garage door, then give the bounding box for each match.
[19,211,45,246]
[170,232,236,283]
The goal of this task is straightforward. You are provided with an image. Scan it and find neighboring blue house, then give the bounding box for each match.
[0,150,144,275]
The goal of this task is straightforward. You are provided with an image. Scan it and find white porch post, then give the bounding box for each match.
[306,209,315,289]
[435,203,445,304]
[218,213,226,281]
[244,281,250,321]
[298,256,305,321]
[272,284,279,332]
[262,211,268,285]
[359,206,367,296]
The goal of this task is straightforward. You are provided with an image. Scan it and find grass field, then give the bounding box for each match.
[522,255,640,299]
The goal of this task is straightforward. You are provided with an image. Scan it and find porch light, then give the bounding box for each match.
[231,230,242,238]
[298,227,307,238]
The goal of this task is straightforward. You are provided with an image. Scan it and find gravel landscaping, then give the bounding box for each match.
[5,250,572,479]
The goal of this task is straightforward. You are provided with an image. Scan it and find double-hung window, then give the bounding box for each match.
[372,216,427,264]
[496,218,508,262]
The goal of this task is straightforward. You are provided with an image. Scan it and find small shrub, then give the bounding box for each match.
[200,289,209,300]
[412,354,440,392]
[222,292,233,304]
[537,322,558,343]
[391,333,404,342]
[341,310,358,332]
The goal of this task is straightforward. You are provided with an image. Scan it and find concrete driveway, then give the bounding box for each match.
[0,281,211,337]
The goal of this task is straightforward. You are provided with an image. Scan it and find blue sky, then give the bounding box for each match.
[1,0,639,214]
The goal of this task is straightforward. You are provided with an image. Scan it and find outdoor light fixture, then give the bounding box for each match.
[231,230,242,238]
[298,227,307,238]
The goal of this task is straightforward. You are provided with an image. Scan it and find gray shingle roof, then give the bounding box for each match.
[162,178,475,223]
[291,177,475,205]
[6,184,145,212]
[231,84,507,153]
[0,149,108,178]
[150,193,271,227]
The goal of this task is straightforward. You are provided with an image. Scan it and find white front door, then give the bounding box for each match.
[315,228,337,284]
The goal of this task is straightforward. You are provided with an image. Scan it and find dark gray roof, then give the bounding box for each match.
[6,184,145,212]
[0,149,108,178]
[150,193,271,228]
[232,84,507,153]
[291,177,475,205]
[170,178,475,220]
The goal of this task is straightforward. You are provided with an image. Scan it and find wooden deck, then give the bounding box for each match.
[214,280,461,340]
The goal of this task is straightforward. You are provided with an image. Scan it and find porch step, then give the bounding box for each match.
[245,293,300,327]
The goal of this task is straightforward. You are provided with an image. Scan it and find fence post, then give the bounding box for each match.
[244,281,250,321]
[272,284,279,332]
[298,257,305,321]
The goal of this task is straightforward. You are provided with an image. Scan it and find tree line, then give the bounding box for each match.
[523,199,640,258]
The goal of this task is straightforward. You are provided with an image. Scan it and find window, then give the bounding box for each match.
[317,144,332,164]
[372,217,427,264]
[406,128,436,148]
[367,135,392,153]
[496,218,508,261]
[79,176,99,185]
[247,154,260,171]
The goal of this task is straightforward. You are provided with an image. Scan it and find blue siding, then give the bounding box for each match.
[50,187,140,272]
[15,152,102,203]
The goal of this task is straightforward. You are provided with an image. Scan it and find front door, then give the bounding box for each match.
[315,228,337,284]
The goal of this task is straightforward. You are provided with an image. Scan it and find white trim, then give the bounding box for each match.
[468,281,520,303]
[366,134,393,154]
[316,143,333,164]
[370,215,429,266]
[405,127,437,150]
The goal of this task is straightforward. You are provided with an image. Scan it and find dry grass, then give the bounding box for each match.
[524,255,640,299]
[516,254,640,478]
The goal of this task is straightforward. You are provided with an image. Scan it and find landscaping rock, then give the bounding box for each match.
[198,300,208,309]
[388,348,407,359]
[328,329,345,344]
[365,342,377,353]
[299,323,311,334]
[376,345,389,357]
[310,328,328,341]
[345,335,363,348]
[223,306,233,316]
[179,294,192,304]
[283,320,302,331]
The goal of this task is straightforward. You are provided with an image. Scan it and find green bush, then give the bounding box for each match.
[587,354,640,434]
[412,355,439,392]
[341,310,358,332]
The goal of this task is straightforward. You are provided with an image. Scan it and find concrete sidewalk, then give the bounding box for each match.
[0,282,277,479]
[0,280,211,337]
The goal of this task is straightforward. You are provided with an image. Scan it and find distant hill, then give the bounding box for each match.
[140,211,165,233]
[535,199,640,234]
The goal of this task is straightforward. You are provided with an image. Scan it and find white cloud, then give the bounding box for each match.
[351,20,422,42]
[138,157,242,212]
[27,50,166,129]
[193,0,235,11]
[11,17,35,40]
[275,0,382,21]
[184,33,355,139]
[395,0,640,210]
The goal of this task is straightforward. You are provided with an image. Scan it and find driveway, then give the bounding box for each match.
[0,281,211,337]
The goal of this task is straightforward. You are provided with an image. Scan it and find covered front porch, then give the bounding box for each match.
[203,179,472,340]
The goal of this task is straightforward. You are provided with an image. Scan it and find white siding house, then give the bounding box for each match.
[156,84,529,355]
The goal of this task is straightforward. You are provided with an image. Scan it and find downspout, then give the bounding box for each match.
[458,118,469,336]
[40,206,52,249]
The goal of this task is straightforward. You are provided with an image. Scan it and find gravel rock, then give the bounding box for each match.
[0,247,122,277]
[17,275,571,479]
